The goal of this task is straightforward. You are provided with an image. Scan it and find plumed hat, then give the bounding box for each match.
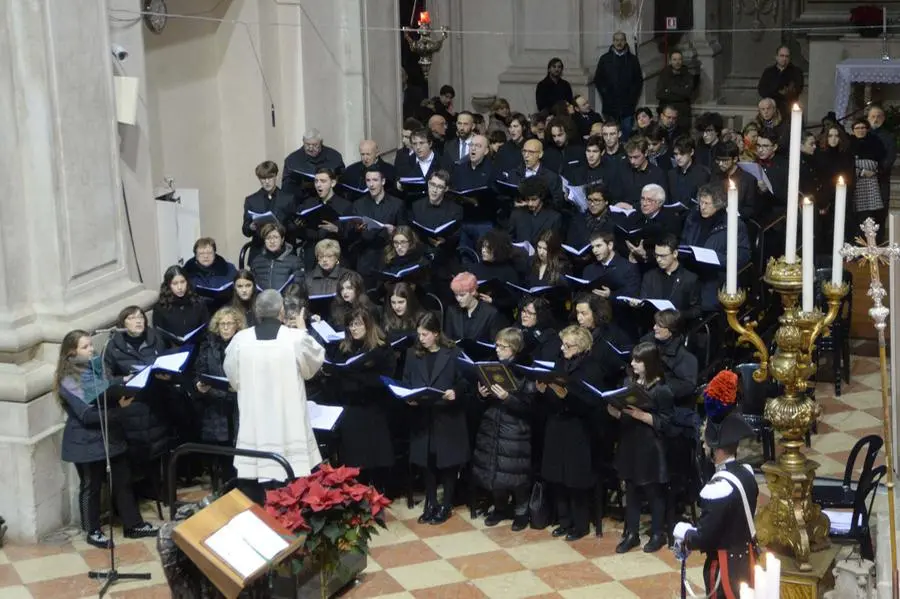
[703,370,754,448]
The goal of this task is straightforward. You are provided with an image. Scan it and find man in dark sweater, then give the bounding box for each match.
[283,129,345,197]
[655,50,697,129]
[340,140,396,200]
[667,137,710,208]
[756,45,804,118]
[636,234,701,320]
[507,178,563,245]
[535,57,575,112]
[594,32,643,137]
[608,137,669,208]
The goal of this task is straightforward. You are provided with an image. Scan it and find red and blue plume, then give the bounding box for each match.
[703,370,738,422]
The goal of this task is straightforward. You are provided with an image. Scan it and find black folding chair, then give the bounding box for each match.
[812,434,883,509]
[828,465,886,561]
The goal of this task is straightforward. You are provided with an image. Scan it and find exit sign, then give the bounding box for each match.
[665,17,677,30]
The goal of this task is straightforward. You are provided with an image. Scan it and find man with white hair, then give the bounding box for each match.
[224,290,325,481]
[622,183,684,265]
[283,128,345,196]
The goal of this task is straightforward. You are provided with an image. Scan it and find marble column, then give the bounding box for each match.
[0,0,156,541]
[718,0,784,105]
[497,0,597,114]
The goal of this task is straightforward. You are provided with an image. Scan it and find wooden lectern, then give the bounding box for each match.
[173,489,306,599]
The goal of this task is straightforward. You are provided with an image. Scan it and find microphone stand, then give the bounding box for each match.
[86,332,152,597]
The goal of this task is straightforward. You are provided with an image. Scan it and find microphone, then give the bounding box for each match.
[93,327,127,334]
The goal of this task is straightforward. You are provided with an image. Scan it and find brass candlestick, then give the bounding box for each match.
[718,256,848,570]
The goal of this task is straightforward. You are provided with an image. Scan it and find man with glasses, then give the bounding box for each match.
[183,237,238,310]
[497,138,565,211]
[622,184,683,266]
[283,128,345,196]
[566,183,616,256]
[636,233,700,320]
[754,131,788,211]
[710,140,759,219]
[412,170,464,279]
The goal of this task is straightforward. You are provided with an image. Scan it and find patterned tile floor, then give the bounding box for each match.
[0,355,887,599]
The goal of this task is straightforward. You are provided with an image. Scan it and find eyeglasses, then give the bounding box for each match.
[427,182,447,190]
[393,239,410,247]
[496,342,512,350]
[265,234,282,241]
[561,341,579,350]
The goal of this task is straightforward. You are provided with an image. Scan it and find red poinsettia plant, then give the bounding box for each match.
[264,463,391,575]
[850,5,882,26]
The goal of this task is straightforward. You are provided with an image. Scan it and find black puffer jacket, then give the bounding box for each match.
[58,363,128,464]
[249,244,304,291]
[193,333,237,444]
[104,330,172,460]
[152,295,209,348]
[472,372,533,491]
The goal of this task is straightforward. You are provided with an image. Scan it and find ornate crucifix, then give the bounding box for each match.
[840,217,899,598]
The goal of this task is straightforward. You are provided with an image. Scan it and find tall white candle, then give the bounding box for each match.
[802,197,815,312]
[785,104,802,263]
[739,582,755,599]
[766,553,781,599]
[726,180,739,294]
[831,176,847,286]
[754,564,768,598]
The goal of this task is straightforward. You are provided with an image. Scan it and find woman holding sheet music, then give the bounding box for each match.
[402,312,469,525]
[609,342,674,554]
[539,326,605,541]
[249,222,304,292]
[56,330,159,549]
[379,226,429,292]
[153,265,209,348]
[193,307,246,484]
[325,308,396,483]
[103,306,173,488]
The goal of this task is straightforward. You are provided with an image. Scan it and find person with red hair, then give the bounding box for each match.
[444,272,505,346]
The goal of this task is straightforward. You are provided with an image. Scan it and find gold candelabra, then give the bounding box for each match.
[402,13,448,80]
[718,256,848,571]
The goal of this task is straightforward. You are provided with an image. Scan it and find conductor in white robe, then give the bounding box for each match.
[224,289,325,481]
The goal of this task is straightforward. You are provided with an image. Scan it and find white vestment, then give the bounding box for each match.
[223,324,325,481]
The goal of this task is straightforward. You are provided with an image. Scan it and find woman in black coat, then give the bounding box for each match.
[192,306,246,483]
[817,125,856,248]
[378,226,430,295]
[153,265,210,348]
[249,222,304,292]
[514,295,560,363]
[609,342,675,554]
[540,325,606,541]
[641,309,698,406]
[327,270,380,330]
[526,230,570,288]
[56,329,158,548]
[470,230,526,315]
[402,312,469,525]
[325,308,397,484]
[104,306,172,463]
[472,328,533,531]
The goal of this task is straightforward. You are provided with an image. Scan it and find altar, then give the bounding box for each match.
[835,58,900,119]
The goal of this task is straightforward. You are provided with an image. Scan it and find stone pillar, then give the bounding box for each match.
[497,0,595,114]
[689,0,724,104]
[719,0,784,105]
[0,0,156,541]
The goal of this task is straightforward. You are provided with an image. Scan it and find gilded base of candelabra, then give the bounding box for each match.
[718,256,849,571]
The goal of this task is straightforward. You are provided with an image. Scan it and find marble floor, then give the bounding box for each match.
[0,355,887,599]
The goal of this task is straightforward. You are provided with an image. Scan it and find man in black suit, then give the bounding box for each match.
[507,178,563,245]
[282,129,345,196]
[496,139,566,212]
[243,161,297,252]
[755,131,789,212]
[582,230,641,299]
[711,140,759,220]
[396,128,441,203]
[442,111,477,169]
[573,95,604,140]
[450,134,498,249]
[351,167,407,286]
[636,234,701,320]
[609,137,669,209]
[295,168,353,269]
[667,136,710,209]
[621,183,684,266]
[394,118,423,169]
[340,140,396,200]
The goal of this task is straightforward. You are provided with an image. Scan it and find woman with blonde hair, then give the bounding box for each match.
[55,330,159,549]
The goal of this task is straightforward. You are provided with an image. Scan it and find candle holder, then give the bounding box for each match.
[402,16,448,80]
[718,256,849,571]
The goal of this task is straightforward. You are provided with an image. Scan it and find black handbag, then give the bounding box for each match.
[528,480,552,529]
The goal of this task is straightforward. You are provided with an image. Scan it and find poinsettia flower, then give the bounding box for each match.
[287,477,310,499]
[266,487,299,508]
[321,465,361,486]
[342,483,370,502]
[281,507,310,532]
[366,489,392,516]
[303,480,346,512]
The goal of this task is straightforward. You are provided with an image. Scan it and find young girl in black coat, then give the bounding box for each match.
[609,341,675,554]
[229,269,259,327]
[325,308,397,487]
[472,328,533,531]
[327,270,380,330]
[56,330,158,549]
[402,311,469,525]
[153,265,210,348]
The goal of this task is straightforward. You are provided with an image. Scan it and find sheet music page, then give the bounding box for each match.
[204,524,267,579]
[126,366,153,389]
[230,510,290,559]
[690,246,721,265]
[307,401,344,431]
[155,351,191,371]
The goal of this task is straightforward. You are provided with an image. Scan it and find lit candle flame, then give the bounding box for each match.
[837,175,845,186]
[793,103,801,111]
[729,179,736,190]
[418,11,431,25]
[802,196,813,206]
